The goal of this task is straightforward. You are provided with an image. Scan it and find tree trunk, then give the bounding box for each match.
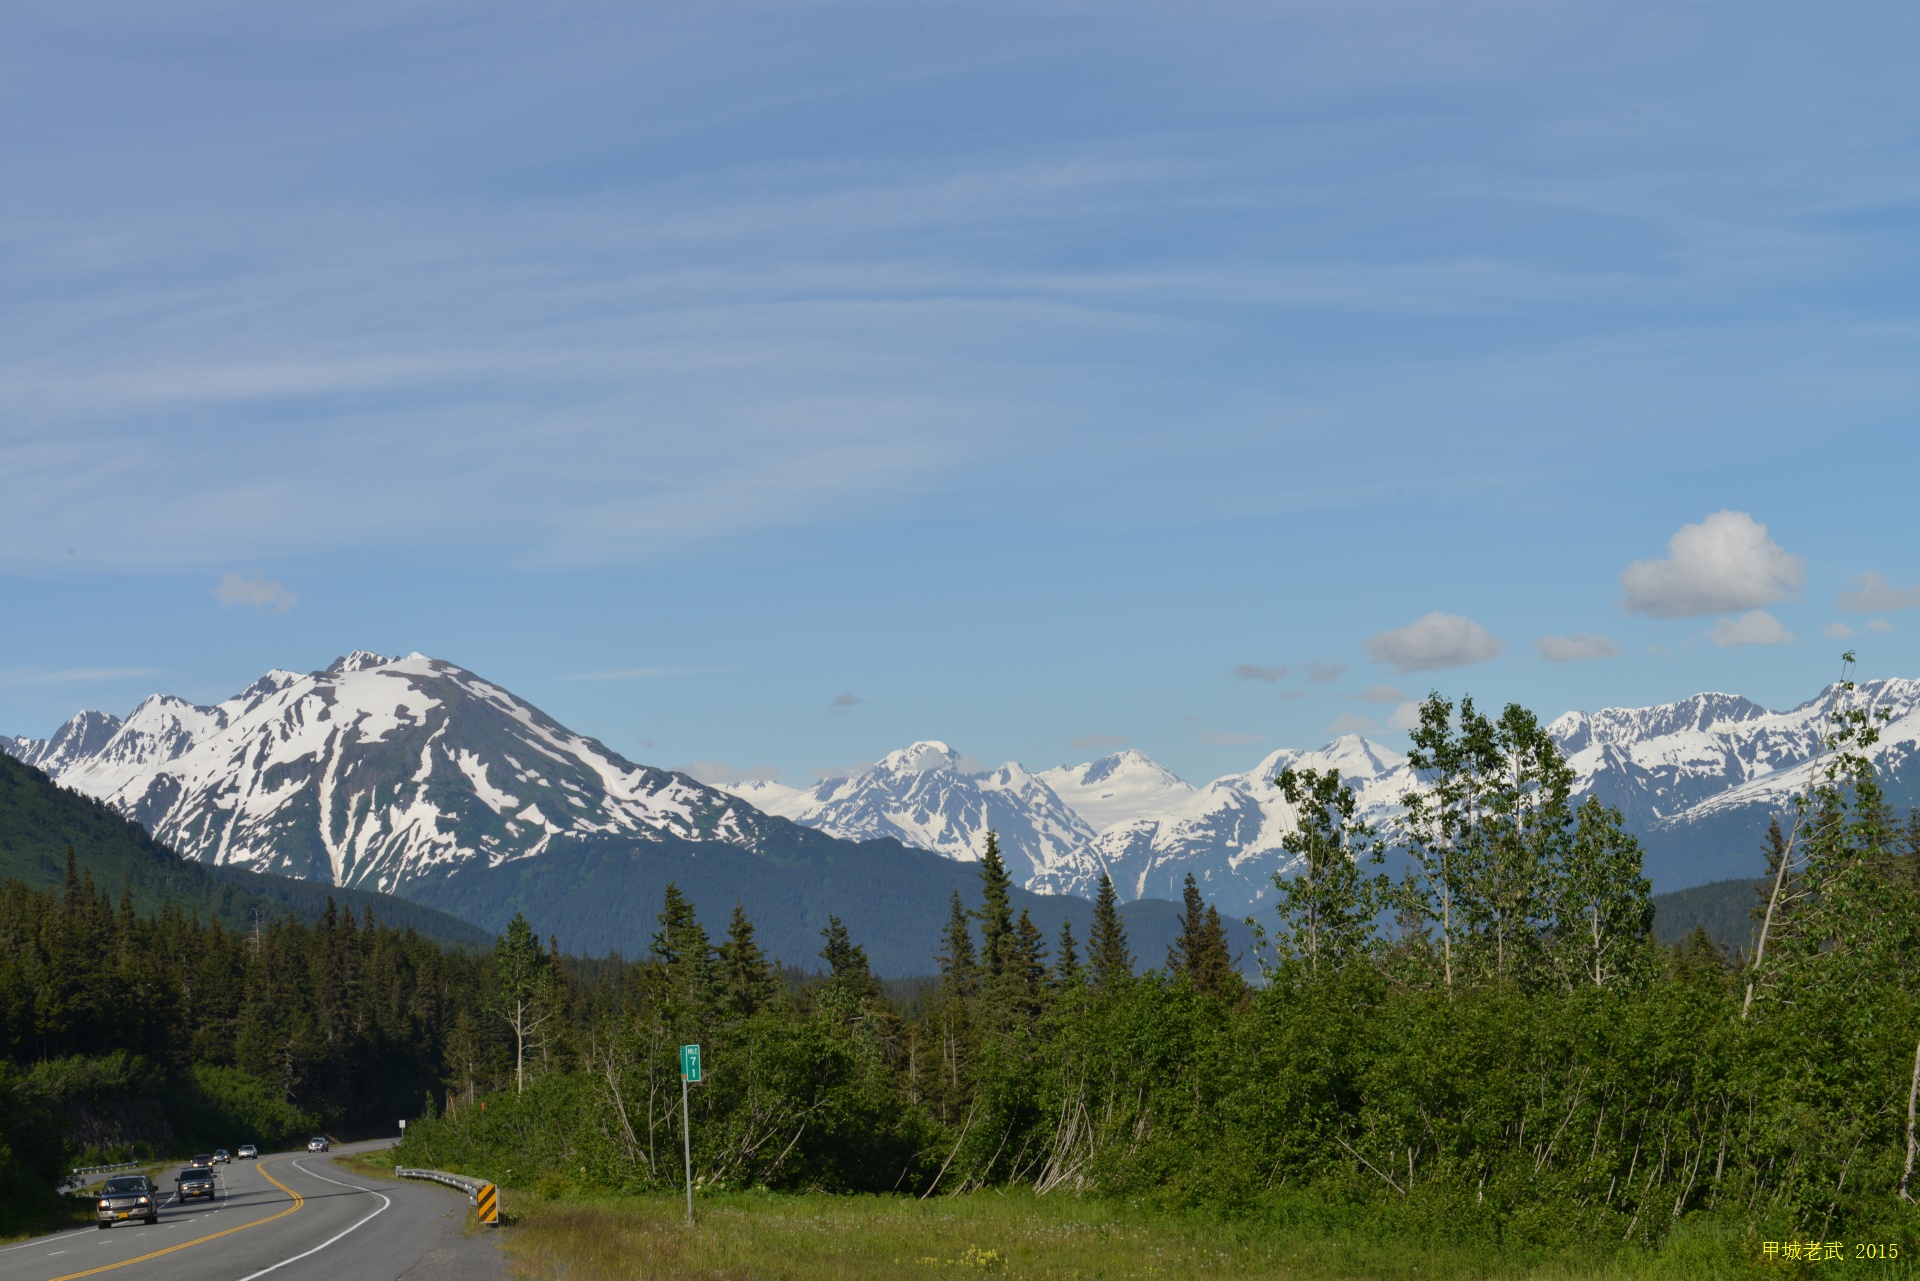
[1901,1035,1919,1203]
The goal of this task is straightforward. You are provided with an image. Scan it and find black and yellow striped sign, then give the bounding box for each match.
[475,1182,498,1225]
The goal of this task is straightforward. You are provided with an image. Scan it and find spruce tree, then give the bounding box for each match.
[819,915,882,1005]
[1053,919,1081,988]
[1169,873,1238,998]
[717,903,780,1017]
[1088,872,1132,990]
[974,832,1015,983]
[650,883,715,1012]
[935,891,978,1001]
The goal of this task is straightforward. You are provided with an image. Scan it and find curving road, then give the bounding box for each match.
[0,1144,504,1281]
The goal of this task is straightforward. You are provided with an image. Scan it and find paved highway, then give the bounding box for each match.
[0,1144,503,1281]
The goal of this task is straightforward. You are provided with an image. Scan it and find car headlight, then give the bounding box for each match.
[136,1196,150,1204]
[99,1200,110,1209]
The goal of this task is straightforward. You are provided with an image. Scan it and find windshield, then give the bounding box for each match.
[102,1177,146,1194]
[180,1169,211,1179]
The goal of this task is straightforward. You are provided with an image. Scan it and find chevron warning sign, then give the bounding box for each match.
[475,1182,499,1225]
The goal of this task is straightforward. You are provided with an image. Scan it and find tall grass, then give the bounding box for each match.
[496,1188,1875,1280]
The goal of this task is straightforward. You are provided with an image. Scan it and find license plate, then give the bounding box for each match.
[116,1212,129,1219]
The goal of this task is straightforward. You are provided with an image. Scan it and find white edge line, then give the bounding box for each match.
[0,1228,92,1255]
[232,1159,391,1281]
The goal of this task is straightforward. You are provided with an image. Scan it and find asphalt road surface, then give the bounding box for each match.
[0,1143,505,1281]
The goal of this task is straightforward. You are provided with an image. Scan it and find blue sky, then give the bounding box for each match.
[4,0,1919,787]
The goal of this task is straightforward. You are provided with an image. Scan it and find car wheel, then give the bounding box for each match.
[97,1222,109,1230]
[147,1214,159,1224]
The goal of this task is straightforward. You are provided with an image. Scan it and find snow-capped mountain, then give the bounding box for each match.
[12,659,1919,915]
[1037,750,1196,832]
[1551,679,1920,825]
[2,652,781,894]
[719,741,1106,887]
[1049,736,1412,913]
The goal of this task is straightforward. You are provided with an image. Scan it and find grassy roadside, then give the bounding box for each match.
[489,1189,1837,1281]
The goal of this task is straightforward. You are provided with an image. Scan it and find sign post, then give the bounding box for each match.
[679,1044,702,1226]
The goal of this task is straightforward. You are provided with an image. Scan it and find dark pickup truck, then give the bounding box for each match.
[176,1166,218,1202]
[96,1174,159,1227]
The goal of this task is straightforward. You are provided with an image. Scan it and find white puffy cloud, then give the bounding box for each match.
[1620,511,1802,618]
[1387,701,1423,732]
[1325,713,1379,735]
[1710,610,1794,647]
[1821,621,1856,639]
[1535,633,1621,662]
[1869,619,1895,634]
[1838,572,1920,613]
[1364,612,1505,672]
[214,572,297,613]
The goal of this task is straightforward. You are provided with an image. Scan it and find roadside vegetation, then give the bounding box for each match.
[6,664,1919,1266]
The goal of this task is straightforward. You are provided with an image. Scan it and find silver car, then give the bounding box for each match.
[96,1174,159,1227]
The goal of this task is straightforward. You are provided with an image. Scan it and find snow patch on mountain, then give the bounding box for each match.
[2,652,783,894]
[715,741,1105,888]
[1038,750,1196,832]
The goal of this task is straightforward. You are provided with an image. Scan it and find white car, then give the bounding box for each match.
[237,1145,258,1160]
[306,1136,331,1153]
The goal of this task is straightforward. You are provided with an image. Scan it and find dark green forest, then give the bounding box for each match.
[4,680,1919,1259]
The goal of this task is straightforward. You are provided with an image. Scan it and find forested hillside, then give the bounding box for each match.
[0,752,488,947]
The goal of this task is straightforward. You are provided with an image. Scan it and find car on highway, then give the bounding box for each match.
[96,1174,159,1227]
[237,1144,259,1159]
[307,1136,331,1152]
[176,1166,218,1202]
[213,1149,231,1163]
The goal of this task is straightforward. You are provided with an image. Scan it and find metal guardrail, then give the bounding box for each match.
[395,1168,499,1225]
[58,1161,140,1193]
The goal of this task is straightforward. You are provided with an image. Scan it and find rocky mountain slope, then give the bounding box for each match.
[13,659,1919,933]
[723,679,1920,905]
[3,651,782,894]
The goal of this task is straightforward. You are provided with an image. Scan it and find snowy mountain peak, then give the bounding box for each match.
[872,741,963,775]
[1,653,786,895]
[1039,750,1195,834]
[716,742,1101,887]
[325,650,396,675]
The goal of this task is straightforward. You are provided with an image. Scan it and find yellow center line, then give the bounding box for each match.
[46,1162,306,1281]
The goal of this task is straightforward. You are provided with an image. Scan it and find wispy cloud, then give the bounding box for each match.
[1230,663,1287,682]
[1838,571,1920,613]
[1325,713,1378,735]
[1365,613,1504,673]
[1535,633,1621,662]
[0,666,161,688]
[1070,733,1128,751]
[1355,684,1407,704]
[215,573,297,614]
[1306,661,1346,684]
[1710,610,1794,647]
[829,692,863,712]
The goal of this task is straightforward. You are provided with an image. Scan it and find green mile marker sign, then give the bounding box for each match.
[680,1043,702,1083]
